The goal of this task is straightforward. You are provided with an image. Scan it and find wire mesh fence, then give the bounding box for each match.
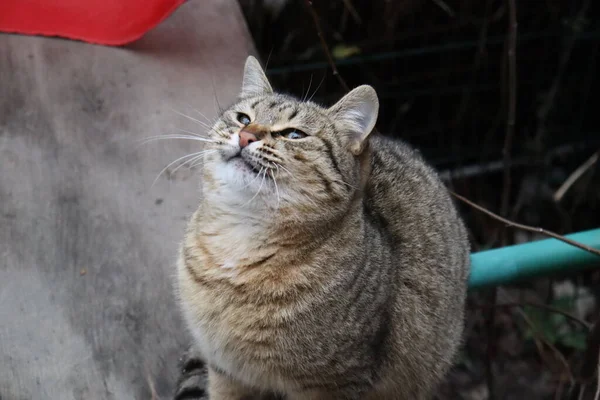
[239,1,600,398]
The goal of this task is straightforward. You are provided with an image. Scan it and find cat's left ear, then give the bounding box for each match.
[241,56,273,97]
[327,85,379,155]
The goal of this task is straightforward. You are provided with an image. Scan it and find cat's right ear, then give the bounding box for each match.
[240,56,273,97]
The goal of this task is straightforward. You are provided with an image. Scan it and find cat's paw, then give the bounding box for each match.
[173,347,208,400]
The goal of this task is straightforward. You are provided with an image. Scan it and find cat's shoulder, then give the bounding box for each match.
[368,133,431,173]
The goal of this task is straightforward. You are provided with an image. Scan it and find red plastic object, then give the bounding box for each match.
[0,0,187,46]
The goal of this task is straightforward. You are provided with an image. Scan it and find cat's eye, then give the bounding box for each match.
[273,128,308,140]
[236,113,251,125]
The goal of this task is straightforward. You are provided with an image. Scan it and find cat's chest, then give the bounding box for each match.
[197,216,270,273]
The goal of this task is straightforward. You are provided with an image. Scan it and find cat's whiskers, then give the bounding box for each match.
[275,163,297,181]
[138,134,217,148]
[152,149,216,188]
[299,188,319,209]
[171,150,217,175]
[270,165,281,209]
[169,107,215,131]
[272,162,281,177]
[183,102,217,126]
[189,152,215,169]
[173,127,210,138]
[241,166,266,190]
[174,127,215,139]
[302,74,313,103]
[311,154,358,190]
[241,168,267,207]
[333,179,358,190]
[307,74,326,103]
[176,126,232,142]
[269,162,318,208]
[208,78,224,116]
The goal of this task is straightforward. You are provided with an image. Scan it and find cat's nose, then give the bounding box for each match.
[239,130,258,148]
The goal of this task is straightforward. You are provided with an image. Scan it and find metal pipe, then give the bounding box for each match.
[469,228,600,289]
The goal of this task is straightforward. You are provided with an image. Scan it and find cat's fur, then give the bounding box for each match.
[175,56,470,399]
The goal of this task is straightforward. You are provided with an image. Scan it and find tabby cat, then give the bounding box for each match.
[175,56,470,400]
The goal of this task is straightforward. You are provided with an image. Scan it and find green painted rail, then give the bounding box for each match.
[469,228,600,289]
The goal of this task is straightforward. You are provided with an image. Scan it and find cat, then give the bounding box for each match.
[174,55,470,400]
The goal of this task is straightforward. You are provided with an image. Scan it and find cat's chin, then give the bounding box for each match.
[228,156,262,175]
[212,158,265,190]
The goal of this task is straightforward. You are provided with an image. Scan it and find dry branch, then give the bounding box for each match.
[303,0,350,92]
[472,302,590,330]
[554,150,600,202]
[450,191,600,257]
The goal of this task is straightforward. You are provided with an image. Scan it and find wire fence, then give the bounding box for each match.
[239,1,600,398]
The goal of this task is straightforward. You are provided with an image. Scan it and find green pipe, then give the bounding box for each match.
[469,228,600,289]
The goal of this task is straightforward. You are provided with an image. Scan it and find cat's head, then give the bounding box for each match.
[203,56,378,218]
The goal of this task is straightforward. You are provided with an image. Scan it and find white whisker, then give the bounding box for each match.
[242,168,267,207]
[189,151,217,169]
[183,103,215,124]
[264,48,274,71]
[307,74,326,103]
[312,154,357,190]
[210,79,223,115]
[174,127,214,138]
[138,134,216,145]
[299,188,319,209]
[333,179,358,190]
[151,150,214,188]
[270,165,281,209]
[241,166,265,189]
[272,162,281,177]
[303,74,313,102]
[169,107,214,130]
[170,150,216,176]
[277,164,297,181]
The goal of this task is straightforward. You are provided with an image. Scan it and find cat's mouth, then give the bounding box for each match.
[228,153,262,175]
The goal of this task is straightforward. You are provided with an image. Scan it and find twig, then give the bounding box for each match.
[340,0,362,25]
[450,191,600,257]
[554,150,600,202]
[500,0,517,220]
[573,42,599,137]
[595,352,600,400]
[569,319,600,399]
[534,0,591,149]
[439,138,600,182]
[580,320,600,384]
[452,0,492,128]
[303,0,351,92]
[485,6,518,396]
[498,289,577,382]
[485,289,498,400]
[555,372,568,400]
[430,0,456,17]
[518,304,576,381]
[472,302,590,330]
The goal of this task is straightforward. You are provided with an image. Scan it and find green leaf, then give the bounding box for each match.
[332,44,361,60]
[522,305,559,344]
[559,330,587,350]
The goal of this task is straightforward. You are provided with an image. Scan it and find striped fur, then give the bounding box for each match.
[175,56,470,399]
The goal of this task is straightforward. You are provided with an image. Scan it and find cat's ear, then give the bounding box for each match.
[327,85,379,155]
[241,56,273,97]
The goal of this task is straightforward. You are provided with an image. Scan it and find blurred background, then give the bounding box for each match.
[236,0,600,398]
